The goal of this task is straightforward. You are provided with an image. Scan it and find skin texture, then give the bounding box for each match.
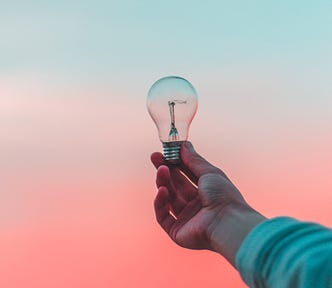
[151,141,266,266]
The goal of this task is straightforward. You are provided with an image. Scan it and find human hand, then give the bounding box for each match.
[151,142,250,252]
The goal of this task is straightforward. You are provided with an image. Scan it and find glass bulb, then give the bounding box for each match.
[147,76,198,164]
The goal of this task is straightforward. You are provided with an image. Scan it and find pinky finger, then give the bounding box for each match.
[154,186,176,233]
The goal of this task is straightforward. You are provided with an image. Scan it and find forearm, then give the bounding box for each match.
[235,217,332,288]
[208,202,267,267]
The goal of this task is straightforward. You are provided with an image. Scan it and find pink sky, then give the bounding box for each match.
[1,73,332,287]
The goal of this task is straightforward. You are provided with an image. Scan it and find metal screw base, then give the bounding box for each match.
[163,141,182,164]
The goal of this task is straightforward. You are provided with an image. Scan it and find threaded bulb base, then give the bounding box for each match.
[163,141,182,164]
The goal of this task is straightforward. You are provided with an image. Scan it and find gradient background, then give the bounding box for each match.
[1,1,332,287]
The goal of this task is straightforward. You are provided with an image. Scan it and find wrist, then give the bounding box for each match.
[207,202,266,267]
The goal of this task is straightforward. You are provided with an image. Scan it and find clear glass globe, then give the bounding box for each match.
[147,76,198,162]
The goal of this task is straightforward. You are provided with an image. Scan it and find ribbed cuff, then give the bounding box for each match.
[235,217,299,287]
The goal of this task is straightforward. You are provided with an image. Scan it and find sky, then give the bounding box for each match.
[1,1,332,287]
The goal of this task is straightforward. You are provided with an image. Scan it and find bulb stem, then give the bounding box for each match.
[162,141,182,164]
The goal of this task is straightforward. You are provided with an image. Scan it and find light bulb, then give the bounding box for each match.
[147,76,198,164]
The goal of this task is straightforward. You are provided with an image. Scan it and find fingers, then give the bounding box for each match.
[181,142,225,179]
[151,152,164,169]
[156,166,187,214]
[151,151,197,192]
[151,142,220,181]
[154,186,176,233]
[156,165,172,188]
[169,167,198,201]
[178,163,199,185]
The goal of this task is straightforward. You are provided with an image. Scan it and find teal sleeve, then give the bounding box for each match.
[235,217,332,288]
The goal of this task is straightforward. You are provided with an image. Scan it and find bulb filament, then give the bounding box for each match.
[168,100,187,141]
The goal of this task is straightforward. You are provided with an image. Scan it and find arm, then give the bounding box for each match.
[151,142,332,287]
[236,217,332,288]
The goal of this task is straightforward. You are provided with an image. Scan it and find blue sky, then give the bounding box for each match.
[1,0,331,83]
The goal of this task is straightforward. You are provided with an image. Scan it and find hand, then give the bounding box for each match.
[151,142,250,252]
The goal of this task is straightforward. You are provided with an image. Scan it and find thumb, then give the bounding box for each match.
[181,142,220,179]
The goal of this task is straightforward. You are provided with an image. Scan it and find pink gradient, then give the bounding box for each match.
[1,74,332,288]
